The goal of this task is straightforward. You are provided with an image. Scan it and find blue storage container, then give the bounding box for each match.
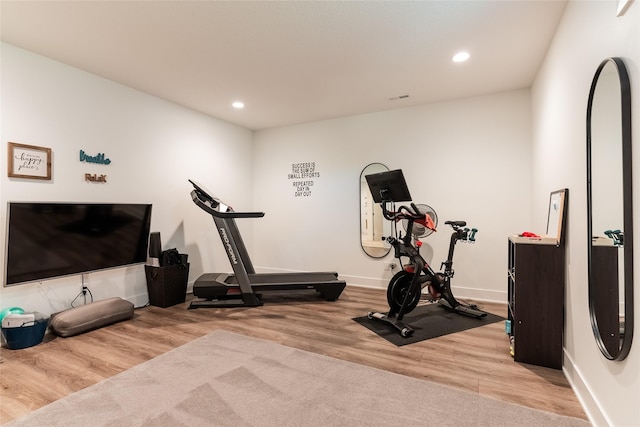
[1,317,48,350]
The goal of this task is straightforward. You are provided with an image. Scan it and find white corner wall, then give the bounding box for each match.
[0,43,254,313]
[252,89,532,302]
[531,2,639,426]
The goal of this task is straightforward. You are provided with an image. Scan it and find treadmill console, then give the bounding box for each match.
[188,179,219,208]
[188,179,263,218]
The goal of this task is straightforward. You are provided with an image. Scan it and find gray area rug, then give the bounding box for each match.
[6,330,590,426]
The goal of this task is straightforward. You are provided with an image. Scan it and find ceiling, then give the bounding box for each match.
[1,1,567,131]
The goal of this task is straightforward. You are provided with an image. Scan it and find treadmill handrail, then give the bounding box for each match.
[191,190,265,219]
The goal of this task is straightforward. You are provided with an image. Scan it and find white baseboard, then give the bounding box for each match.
[250,267,507,303]
[563,350,607,427]
[341,277,506,304]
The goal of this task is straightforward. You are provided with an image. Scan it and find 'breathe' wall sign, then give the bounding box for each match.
[80,150,111,165]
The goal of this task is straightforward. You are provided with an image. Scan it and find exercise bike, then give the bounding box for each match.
[365,169,487,337]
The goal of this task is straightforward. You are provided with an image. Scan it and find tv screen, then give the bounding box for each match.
[5,203,152,286]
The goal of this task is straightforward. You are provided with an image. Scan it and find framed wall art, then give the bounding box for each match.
[546,188,568,245]
[7,142,52,180]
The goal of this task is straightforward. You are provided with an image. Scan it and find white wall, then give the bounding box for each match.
[252,89,532,301]
[0,43,254,313]
[531,1,639,426]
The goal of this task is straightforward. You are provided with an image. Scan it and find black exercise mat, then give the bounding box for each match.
[353,302,505,346]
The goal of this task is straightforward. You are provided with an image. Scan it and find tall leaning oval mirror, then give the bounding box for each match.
[360,163,391,258]
[587,57,634,361]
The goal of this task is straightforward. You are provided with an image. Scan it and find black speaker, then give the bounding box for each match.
[148,232,162,259]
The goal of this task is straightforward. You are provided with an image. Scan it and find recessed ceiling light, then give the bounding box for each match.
[232,101,245,109]
[452,51,470,63]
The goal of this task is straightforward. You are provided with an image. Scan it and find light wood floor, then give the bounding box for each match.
[0,286,587,424]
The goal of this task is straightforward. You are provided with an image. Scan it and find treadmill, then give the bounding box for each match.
[188,180,346,308]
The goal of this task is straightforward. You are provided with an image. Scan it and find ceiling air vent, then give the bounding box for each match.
[387,94,410,101]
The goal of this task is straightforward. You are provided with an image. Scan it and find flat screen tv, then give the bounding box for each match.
[5,202,152,286]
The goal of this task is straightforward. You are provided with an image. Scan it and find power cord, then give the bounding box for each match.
[71,285,93,308]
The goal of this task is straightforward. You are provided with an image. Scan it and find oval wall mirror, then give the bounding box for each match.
[360,163,391,258]
[587,57,634,361]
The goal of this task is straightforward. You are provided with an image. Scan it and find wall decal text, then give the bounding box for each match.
[85,173,107,183]
[288,162,319,197]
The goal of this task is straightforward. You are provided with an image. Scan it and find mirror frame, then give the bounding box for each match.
[586,57,634,361]
[360,163,391,258]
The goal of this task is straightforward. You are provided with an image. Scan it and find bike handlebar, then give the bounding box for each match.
[382,202,423,222]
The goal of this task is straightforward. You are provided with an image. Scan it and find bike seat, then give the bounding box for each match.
[445,220,467,227]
